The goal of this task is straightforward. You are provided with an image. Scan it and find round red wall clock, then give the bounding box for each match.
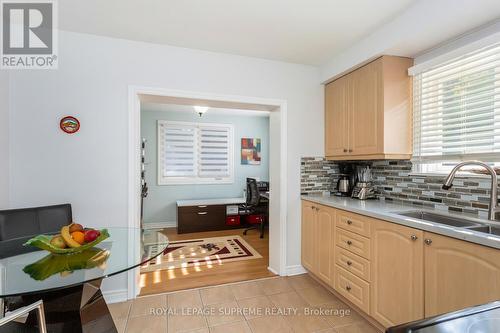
[60,116,80,134]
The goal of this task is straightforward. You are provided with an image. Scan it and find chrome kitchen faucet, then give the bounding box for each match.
[442,161,500,222]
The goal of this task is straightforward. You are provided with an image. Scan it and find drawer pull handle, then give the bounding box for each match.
[346,261,352,266]
[346,240,352,246]
[346,220,353,225]
[346,285,352,291]
[198,212,208,215]
[198,205,207,208]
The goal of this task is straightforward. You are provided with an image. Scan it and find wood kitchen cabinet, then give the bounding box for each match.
[424,232,500,317]
[301,201,335,285]
[370,220,424,328]
[324,55,413,160]
[301,200,317,272]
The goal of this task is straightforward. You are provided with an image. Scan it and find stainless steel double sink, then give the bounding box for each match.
[395,210,500,236]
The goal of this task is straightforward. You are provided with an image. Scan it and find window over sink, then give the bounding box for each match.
[157,120,234,185]
[411,42,500,174]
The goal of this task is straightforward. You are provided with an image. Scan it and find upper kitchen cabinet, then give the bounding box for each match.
[325,56,413,160]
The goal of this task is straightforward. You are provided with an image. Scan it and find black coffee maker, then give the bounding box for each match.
[335,163,356,196]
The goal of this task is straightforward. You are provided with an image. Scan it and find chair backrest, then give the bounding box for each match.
[246,178,260,207]
[0,204,72,241]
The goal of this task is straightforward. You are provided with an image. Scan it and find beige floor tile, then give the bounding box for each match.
[284,314,332,333]
[230,281,266,300]
[204,301,244,327]
[236,295,275,319]
[209,321,252,333]
[296,286,339,306]
[183,329,209,333]
[268,291,309,312]
[168,289,203,309]
[247,315,293,333]
[168,312,207,333]
[125,315,167,333]
[258,277,293,295]
[129,294,167,317]
[200,285,235,306]
[113,319,127,333]
[287,274,320,291]
[334,321,380,333]
[321,305,365,328]
[108,301,131,321]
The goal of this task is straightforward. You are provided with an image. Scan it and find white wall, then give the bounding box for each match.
[8,31,324,296]
[320,0,500,82]
[0,71,9,208]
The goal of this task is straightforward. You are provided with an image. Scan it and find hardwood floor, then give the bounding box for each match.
[139,227,275,296]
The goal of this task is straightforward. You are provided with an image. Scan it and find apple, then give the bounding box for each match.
[84,229,100,243]
[50,235,67,249]
[69,223,84,233]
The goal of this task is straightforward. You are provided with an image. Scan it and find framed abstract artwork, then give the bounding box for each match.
[241,138,261,165]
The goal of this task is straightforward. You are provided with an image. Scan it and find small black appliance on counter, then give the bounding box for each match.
[387,301,500,333]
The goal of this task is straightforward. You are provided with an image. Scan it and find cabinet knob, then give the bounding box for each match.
[346,260,352,266]
[346,240,352,246]
[346,220,353,225]
[343,149,348,153]
[424,239,432,245]
[410,235,418,241]
[348,149,353,153]
[346,285,351,291]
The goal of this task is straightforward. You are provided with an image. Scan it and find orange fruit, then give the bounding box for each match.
[71,231,85,245]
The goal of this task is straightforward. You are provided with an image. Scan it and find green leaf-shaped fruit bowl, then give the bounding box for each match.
[23,229,110,254]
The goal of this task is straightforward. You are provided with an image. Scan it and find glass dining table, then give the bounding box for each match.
[0,227,169,333]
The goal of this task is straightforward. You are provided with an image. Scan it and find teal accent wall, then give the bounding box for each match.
[140,110,269,225]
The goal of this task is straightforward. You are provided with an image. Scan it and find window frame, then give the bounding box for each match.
[411,42,500,175]
[157,120,235,185]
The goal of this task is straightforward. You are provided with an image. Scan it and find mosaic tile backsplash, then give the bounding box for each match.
[301,157,500,219]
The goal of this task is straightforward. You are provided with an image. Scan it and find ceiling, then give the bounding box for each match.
[141,103,271,117]
[59,0,416,65]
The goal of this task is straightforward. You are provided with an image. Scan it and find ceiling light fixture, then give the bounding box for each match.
[194,106,209,117]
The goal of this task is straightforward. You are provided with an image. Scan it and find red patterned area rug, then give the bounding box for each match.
[140,235,262,272]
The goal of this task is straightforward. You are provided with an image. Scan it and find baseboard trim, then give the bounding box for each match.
[144,221,177,229]
[103,289,128,304]
[286,265,307,276]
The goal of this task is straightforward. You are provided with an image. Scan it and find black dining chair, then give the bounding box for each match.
[241,178,267,238]
[0,204,73,317]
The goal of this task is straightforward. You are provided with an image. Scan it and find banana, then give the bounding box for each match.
[61,225,81,248]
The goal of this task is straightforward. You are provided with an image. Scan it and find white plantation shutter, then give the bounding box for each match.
[412,42,500,167]
[158,121,234,184]
[198,125,231,178]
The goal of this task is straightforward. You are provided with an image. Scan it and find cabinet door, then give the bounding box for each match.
[301,201,317,272]
[350,59,383,155]
[317,206,335,285]
[325,76,349,157]
[424,232,500,317]
[371,221,424,328]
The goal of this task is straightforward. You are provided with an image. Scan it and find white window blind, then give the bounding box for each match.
[158,121,234,185]
[412,42,500,172]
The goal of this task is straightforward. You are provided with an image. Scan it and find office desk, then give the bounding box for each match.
[176,196,269,234]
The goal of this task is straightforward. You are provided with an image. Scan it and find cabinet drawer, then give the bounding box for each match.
[335,246,371,282]
[177,205,226,234]
[336,211,371,238]
[336,228,371,260]
[335,265,370,313]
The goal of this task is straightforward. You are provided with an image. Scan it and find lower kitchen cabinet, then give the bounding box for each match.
[301,200,335,285]
[317,206,335,285]
[370,220,424,327]
[301,200,500,329]
[301,200,317,272]
[424,232,500,317]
